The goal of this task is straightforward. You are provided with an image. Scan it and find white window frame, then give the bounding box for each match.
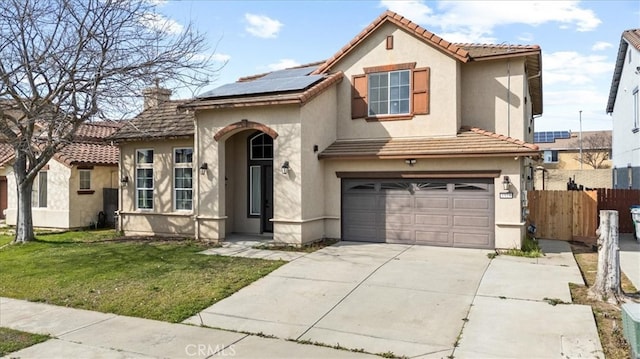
[633,87,639,131]
[249,165,261,216]
[136,149,154,210]
[543,150,559,163]
[368,69,411,116]
[79,169,91,190]
[32,171,47,208]
[173,147,193,211]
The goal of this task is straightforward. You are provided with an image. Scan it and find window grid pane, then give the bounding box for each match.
[174,167,193,210]
[79,170,91,190]
[250,133,273,160]
[136,148,154,209]
[368,70,410,116]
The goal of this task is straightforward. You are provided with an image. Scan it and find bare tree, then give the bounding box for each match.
[0,0,217,243]
[589,210,624,304]
[571,132,612,169]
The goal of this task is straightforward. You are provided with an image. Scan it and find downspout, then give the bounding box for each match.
[507,58,511,137]
[193,109,200,241]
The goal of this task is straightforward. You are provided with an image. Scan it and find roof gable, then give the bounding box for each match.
[607,29,640,113]
[314,11,470,75]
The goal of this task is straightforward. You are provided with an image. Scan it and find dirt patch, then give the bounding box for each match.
[570,242,638,359]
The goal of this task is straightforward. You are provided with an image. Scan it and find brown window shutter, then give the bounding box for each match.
[351,74,367,119]
[412,67,430,115]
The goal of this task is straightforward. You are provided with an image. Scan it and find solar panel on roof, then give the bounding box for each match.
[533,131,571,143]
[260,66,318,80]
[198,75,324,99]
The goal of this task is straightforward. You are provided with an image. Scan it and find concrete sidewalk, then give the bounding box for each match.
[0,297,375,358]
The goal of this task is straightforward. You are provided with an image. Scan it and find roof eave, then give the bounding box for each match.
[319,150,541,160]
[607,38,630,114]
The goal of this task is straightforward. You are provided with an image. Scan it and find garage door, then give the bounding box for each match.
[342,179,495,248]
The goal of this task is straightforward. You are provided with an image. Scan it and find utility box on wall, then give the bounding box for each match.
[622,303,640,359]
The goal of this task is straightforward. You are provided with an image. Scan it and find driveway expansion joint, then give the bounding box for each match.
[294,244,415,341]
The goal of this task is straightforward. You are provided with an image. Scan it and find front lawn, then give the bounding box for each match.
[0,230,284,322]
[0,327,49,356]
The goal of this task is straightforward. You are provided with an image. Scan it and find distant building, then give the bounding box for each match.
[607,29,640,189]
[533,130,612,190]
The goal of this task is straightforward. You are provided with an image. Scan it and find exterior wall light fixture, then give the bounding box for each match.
[502,175,511,191]
[121,176,129,184]
[405,159,417,166]
[281,161,290,175]
[199,163,208,175]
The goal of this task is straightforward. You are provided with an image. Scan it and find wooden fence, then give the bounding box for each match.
[527,190,598,242]
[597,189,640,233]
[528,189,640,243]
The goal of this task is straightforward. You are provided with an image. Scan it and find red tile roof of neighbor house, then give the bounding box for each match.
[108,100,194,142]
[0,121,122,167]
[607,29,640,113]
[318,127,539,160]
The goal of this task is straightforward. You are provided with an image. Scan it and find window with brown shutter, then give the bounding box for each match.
[350,63,430,121]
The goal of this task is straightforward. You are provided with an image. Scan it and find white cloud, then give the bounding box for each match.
[211,53,231,62]
[380,0,601,43]
[244,13,283,39]
[517,32,534,43]
[543,51,613,86]
[140,12,184,35]
[591,41,613,51]
[267,59,300,71]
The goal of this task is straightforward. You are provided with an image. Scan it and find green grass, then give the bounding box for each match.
[498,236,544,258]
[253,238,339,253]
[0,327,49,356]
[0,230,284,322]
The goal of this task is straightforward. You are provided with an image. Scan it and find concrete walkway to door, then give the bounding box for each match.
[186,240,603,358]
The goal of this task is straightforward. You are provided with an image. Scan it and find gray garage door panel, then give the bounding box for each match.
[342,179,495,249]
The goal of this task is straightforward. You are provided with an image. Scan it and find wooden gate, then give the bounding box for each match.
[596,189,640,233]
[527,190,598,242]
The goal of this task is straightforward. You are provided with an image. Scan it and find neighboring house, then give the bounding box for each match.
[3,122,122,228]
[110,11,543,249]
[534,130,612,190]
[0,144,12,219]
[607,28,640,189]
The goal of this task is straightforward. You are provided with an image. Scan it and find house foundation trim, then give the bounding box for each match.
[270,216,340,224]
[335,170,502,179]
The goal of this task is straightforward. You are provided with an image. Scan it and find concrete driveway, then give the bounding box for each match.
[185,240,603,358]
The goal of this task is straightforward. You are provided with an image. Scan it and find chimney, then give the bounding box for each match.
[143,82,171,110]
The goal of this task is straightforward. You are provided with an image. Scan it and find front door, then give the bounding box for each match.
[262,165,273,232]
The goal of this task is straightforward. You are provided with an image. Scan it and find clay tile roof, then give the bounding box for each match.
[55,142,119,166]
[456,43,541,59]
[73,121,123,142]
[314,10,470,74]
[318,126,539,160]
[0,143,13,166]
[108,100,194,142]
[607,29,640,113]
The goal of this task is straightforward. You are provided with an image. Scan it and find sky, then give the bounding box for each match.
[152,0,640,133]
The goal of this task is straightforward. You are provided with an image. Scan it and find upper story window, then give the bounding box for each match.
[250,132,273,160]
[368,70,410,116]
[136,149,153,210]
[352,63,430,120]
[543,150,559,163]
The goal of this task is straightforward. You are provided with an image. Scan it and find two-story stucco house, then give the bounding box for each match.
[607,29,640,189]
[110,11,542,249]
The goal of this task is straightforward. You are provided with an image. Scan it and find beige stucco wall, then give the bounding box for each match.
[322,157,528,249]
[534,168,612,190]
[6,160,71,228]
[332,22,461,140]
[118,138,195,237]
[68,165,118,228]
[461,58,527,138]
[195,104,304,242]
[544,150,612,170]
